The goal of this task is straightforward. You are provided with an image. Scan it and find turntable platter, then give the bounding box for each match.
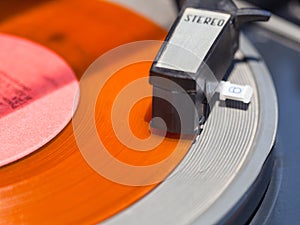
[102,36,278,225]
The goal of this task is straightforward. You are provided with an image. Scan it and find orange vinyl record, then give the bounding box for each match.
[0,0,194,224]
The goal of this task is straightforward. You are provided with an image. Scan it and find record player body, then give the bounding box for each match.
[0,1,278,224]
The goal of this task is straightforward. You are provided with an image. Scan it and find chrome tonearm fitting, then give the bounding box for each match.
[149,0,271,134]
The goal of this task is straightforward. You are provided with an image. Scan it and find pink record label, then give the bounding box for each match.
[0,34,79,167]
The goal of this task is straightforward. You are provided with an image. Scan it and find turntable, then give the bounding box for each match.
[0,0,299,224]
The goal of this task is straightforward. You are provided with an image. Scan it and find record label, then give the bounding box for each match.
[0,34,78,167]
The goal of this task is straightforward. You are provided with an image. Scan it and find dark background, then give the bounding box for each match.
[245,23,300,224]
[241,0,300,223]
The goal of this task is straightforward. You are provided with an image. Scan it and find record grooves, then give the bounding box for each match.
[0,1,188,224]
